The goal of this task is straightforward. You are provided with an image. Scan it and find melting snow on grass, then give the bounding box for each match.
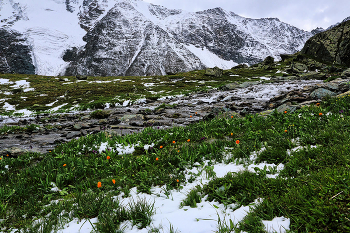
[54,141,296,233]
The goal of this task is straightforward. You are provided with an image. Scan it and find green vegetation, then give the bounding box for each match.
[0,124,40,134]
[0,66,282,115]
[0,91,350,232]
[0,60,349,232]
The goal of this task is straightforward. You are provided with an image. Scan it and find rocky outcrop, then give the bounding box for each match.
[205,67,223,77]
[64,1,205,77]
[0,29,35,74]
[300,20,350,67]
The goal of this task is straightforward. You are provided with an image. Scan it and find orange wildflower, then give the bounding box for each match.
[63,164,67,167]
[176,179,179,182]
[187,139,190,142]
[97,182,102,188]
[230,133,233,136]
[284,130,288,133]
[195,112,197,114]
[160,145,163,149]
[231,116,233,118]
[177,150,180,153]
[190,115,192,118]
[107,156,111,160]
[156,157,159,161]
[173,141,176,144]
[0,158,2,160]
[6,154,9,157]
[316,103,320,106]
[284,111,287,114]
[319,113,323,116]
[236,140,240,144]
[112,179,116,184]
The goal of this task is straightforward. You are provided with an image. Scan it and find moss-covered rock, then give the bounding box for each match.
[300,20,350,66]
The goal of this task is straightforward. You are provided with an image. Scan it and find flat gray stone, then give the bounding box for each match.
[310,88,336,99]
[66,131,81,139]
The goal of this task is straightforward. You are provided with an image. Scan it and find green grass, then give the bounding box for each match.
[0,67,281,115]
[1,91,350,232]
[1,61,350,232]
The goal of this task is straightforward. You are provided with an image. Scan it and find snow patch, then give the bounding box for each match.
[185,44,238,69]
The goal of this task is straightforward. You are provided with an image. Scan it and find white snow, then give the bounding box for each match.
[48,139,299,233]
[0,78,11,84]
[185,44,238,69]
[1,0,87,76]
[262,217,290,233]
[3,102,15,110]
[51,103,68,112]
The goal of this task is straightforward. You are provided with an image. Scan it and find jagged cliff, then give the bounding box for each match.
[300,20,350,67]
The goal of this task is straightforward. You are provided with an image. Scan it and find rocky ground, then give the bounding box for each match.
[1,75,350,157]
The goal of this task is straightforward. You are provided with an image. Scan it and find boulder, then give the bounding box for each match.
[341,68,350,78]
[294,63,308,72]
[276,104,299,113]
[263,56,274,65]
[232,64,248,69]
[205,67,223,77]
[299,71,327,80]
[310,88,337,99]
[0,147,28,157]
[66,131,81,139]
[280,54,295,62]
[300,20,350,66]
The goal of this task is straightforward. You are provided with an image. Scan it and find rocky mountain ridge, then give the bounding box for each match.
[1,0,317,76]
[301,20,350,67]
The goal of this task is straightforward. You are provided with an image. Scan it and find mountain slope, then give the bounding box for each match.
[1,0,316,76]
[301,20,350,67]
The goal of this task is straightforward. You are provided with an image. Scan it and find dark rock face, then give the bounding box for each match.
[263,56,274,65]
[0,29,35,74]
[63,1,313,77]
[311,27,325,35]
[64,2,205,77]
[300,20,350,67]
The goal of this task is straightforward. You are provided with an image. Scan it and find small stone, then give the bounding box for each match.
[66,131,81,139]
[0,147,28,157]
[341,68,350,78]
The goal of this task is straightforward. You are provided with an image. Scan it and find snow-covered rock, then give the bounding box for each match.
[0,0,315,76]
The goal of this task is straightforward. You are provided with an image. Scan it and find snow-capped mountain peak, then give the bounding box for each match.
[1,0,315,76]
